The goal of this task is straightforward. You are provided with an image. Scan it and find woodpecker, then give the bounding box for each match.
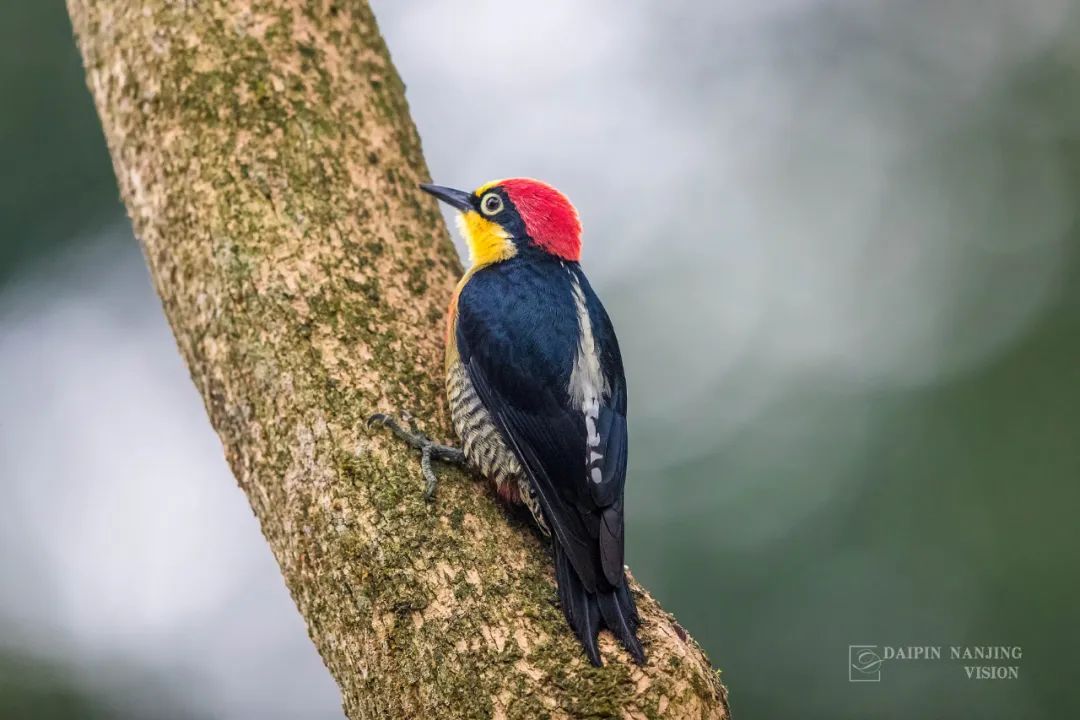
[371,178,643,666]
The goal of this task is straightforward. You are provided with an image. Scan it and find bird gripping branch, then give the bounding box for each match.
[373,178,643,666]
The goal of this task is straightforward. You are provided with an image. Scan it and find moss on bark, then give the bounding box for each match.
[67,1,730,717]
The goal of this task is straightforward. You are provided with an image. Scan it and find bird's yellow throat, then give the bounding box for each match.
[456,211,516,267]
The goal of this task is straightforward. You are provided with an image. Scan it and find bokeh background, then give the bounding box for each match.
[2,1,1078,718]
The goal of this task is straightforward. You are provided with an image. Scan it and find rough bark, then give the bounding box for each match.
[66,1,730,718]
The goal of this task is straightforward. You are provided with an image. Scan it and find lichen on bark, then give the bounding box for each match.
[66,1,730,717]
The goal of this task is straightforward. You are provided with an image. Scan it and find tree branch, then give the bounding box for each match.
[66,1,730,717]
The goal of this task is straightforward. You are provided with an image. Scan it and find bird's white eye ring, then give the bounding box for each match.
[480,192,503,216]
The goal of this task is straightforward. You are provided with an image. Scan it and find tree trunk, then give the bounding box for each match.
[66,1,730,717]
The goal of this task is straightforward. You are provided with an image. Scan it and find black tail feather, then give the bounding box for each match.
[553,542,646,666]
[597,590,646,664]
[615,580,641,628]
[554,541,601,664]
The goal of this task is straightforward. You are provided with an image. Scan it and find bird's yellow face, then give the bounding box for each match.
[455,197,516,267]
[428,179,517,267]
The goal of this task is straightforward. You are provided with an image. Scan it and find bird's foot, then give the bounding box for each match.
[367,413,466,500]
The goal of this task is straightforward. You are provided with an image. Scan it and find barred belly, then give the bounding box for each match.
[446,360,548,534]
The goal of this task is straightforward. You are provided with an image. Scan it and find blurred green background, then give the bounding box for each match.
[2,1,1078,718]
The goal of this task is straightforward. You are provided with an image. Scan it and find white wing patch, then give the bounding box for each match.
[567,271,609,484]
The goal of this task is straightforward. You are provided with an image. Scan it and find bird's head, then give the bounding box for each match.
[420,178,582,266]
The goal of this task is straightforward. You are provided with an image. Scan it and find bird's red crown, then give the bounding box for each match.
[499,178,582,262]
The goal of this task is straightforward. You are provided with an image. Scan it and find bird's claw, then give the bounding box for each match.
[367,412,466,501]
[421,444,438,501]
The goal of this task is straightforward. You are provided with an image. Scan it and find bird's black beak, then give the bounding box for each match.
[419,183,473,212]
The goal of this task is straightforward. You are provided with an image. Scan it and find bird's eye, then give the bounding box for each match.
[480,193,503,216]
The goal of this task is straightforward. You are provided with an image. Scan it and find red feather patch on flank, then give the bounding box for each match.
[500,178,582,261]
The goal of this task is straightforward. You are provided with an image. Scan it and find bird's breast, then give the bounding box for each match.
[445,357,523,498]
